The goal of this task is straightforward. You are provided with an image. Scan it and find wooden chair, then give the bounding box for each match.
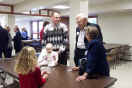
[119,45,132,61]
[106,48,120,69]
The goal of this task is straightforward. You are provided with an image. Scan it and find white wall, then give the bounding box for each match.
[15,16,51,38]
[98,12,132,45]
[89,0,132,15]
[0,14,7,27]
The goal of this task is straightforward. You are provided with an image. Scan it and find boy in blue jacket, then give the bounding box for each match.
[76,25,110,82]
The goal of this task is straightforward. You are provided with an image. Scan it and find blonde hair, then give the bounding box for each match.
[85,26,99,40]
[15,46,37,75]
[4,25,10,31]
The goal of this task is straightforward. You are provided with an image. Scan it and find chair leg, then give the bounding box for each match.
[5,80,19,88]
[0,71,7,88]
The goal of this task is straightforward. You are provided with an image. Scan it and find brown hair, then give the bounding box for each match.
[4,25,10,32]
[50,12,60,17]
[43,21,49,27]
[85,26,99,40]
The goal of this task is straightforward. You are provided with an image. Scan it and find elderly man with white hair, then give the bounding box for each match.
[73,13,103,68]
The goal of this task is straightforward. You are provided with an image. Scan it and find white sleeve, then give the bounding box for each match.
[53,51,59,63]
[44,24,49,33]
[38,49,46,63]
[55,52,58,63]
[61,23,68,32]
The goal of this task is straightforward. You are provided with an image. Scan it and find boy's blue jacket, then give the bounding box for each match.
[85,39,110,76]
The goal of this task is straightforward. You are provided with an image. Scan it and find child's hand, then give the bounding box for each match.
[42,71,48,76]
[42,71,48,80]
[53,56,56,60]
[45,56,48,60]
[72,67,79,71]
[76,75,86,82]
[43,74,48,79]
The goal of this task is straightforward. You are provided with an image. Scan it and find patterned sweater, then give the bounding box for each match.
[43,23,68,51]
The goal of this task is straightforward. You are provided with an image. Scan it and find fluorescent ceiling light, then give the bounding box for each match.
[31,8,38,11]
[22,12,30,14]
[53,5,70,9]
[39,6,46,9]
[31,6,46,11]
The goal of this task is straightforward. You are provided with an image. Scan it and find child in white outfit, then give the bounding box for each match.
[38,43,58,67]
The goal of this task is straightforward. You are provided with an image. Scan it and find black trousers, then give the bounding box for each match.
[74,48,86,67]
[58,50,68,65]
[0,47,12,58]
[15,46,22,54]
[6,47,12,58]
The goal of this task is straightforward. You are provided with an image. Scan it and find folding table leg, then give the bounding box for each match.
[0,71,7,88]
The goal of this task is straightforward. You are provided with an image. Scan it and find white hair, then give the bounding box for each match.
[46,43,53,49]
[76,13,88,19]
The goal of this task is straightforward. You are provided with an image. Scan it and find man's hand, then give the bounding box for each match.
[72,67,79,71]
[76,73,88,82]
[76,75,86,82]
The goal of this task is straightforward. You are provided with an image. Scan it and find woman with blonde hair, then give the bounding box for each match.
[15,46,48,88]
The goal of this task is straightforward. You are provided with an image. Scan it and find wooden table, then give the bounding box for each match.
[104,44,122,52]
[0,59,117,88]
[22,39,40,44]
[43,65,117,88]
[104,43,130,69]
[22,39,42,52]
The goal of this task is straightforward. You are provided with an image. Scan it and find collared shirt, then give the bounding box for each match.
[21,31,28,39]
[44,23,68,32]
[77,30,86,49]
